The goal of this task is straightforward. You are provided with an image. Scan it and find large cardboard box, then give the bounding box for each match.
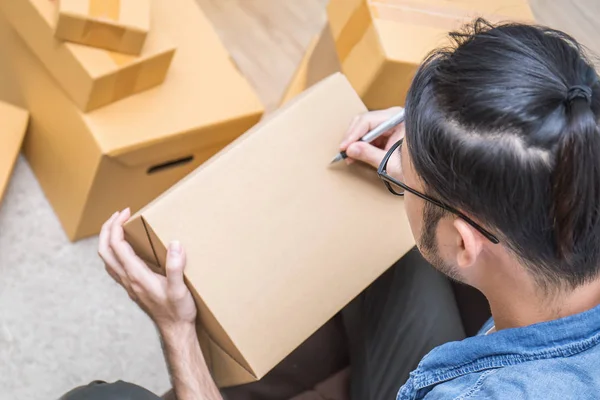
[280,22,342,106]
[0,0,263,241]
[124,73,415,387]
[0,102,29,205]
[55,0,150,55]
[0,0,175,111]
[328,0,534,110]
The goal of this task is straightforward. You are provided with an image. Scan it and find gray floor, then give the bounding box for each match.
[0,158,170,400]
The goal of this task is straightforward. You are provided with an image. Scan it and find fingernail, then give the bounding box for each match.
[170,240,182,255]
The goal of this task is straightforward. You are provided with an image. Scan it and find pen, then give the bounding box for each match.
[330,109,406,164]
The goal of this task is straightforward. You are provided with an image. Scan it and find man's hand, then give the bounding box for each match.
[98,208,197,336]
[98,209,223,400]
[340,106,406,168]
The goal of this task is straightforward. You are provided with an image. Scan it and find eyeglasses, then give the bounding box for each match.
[377,138,499,244]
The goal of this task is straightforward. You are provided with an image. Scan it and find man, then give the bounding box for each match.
[70,19,600,399]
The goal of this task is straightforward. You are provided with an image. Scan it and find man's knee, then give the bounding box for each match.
[59,380,161,400]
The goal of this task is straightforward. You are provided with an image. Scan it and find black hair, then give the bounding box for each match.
[405,18,600,290]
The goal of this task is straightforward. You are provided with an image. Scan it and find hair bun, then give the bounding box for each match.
[567,85,593,105]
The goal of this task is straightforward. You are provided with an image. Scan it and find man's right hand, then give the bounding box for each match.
[340,106,406,168]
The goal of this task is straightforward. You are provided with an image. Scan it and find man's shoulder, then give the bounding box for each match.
[425,347,600,399]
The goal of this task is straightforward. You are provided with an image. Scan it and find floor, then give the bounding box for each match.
[0,1,597,399]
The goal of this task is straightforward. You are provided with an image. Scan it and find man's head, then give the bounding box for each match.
[400,19,600,292]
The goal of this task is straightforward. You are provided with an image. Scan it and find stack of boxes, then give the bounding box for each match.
[283,0,534,109]
[0,0,264,240]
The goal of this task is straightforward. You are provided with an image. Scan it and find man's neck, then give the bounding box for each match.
[481,264,600,331]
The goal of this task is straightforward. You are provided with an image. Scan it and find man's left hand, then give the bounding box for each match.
[98,209,197,336]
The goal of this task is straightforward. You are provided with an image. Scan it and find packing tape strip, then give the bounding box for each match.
[334,0,373,62]
[374,0,532,20]
[108,51,142,101]
[370,0,532,31]
[82,0,126,46]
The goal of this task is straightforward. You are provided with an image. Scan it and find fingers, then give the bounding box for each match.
[165,241,188,295]
[385,123,406,151]
[346,141,387,169]
[109,208,160,293]
[340,107,403,150]
[99,211,126,283]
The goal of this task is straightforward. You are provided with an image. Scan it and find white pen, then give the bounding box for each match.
[330,108,406,164]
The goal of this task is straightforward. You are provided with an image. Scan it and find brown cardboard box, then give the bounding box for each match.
[280,22,342,106]
[55,0,150,55]
[328,0,534,110]
[0,0,263,241]
[124,73,415,387]
[0,102,29,205]
[0,0,175,112]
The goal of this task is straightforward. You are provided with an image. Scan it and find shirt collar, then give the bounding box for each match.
[409,303,600,389]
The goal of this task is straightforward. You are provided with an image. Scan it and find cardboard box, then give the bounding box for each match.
[0,102,29,205]
[55,0,150,55]
[328,0,534,110]
[0,0,175,112]
[0,0,263,241]
[280,22,342,106]
[124,73,415,387]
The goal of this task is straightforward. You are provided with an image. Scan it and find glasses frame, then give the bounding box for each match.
[377,138,500,244]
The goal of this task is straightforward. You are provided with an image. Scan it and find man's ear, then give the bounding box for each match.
[453,218,484,270]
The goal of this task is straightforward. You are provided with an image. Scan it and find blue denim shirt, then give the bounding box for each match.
[397,304,600,399]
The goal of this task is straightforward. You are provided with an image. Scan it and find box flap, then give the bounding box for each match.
[0,101,29,204]
[372,0,535,23]
[124,214,257,383]
[207,334,257,387]
[132,73,415,383]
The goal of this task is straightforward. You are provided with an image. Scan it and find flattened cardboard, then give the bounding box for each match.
[0,102,29,204]
[328,0,535,109]
[55,0,150,55]
[124,73,415,387]
[280,22,342,106]
[0,0,263,241]
[0,0,174,111]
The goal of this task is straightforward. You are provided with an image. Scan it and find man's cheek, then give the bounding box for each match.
[404,197,423,241]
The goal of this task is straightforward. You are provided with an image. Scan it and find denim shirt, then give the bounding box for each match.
[397,304,600,399]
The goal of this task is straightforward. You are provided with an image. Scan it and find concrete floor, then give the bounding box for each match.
[0,158,170,399]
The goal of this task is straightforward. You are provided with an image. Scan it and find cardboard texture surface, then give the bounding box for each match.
[0,102,29,205]
[0,0,174,111]
[124,73,415,387]
[0,0,263,241]
[328,0,535,110]
[55,0,150,55]
[280,22,342,106]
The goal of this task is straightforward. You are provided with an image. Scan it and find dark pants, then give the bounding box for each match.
[61,248,468,400]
